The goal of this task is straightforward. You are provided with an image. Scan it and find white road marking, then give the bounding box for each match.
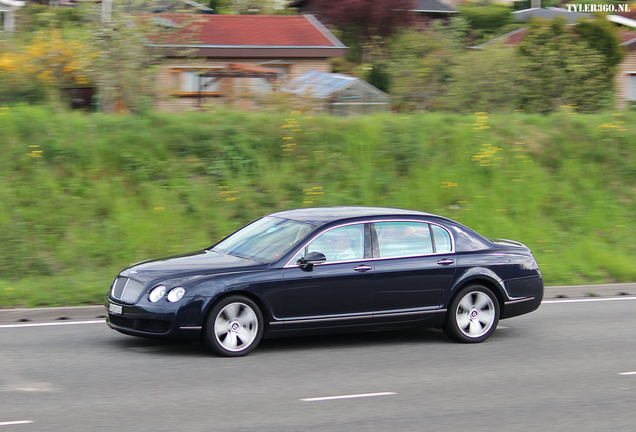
[0,320,104,329]
[618,371,636,376]
[543,296,636,304]
[0,305,103,312]
[301,392,396,402]
[3,388,38,392]
[0,421,34,426]
[1,296,634,329]
[1,382,57,393]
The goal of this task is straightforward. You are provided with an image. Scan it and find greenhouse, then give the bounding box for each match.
[282,71,391,117]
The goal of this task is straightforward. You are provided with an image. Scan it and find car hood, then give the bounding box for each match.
[119,249,268,284]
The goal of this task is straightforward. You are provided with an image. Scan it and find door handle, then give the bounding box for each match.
[437,258,454,266]
[354,265,373,272]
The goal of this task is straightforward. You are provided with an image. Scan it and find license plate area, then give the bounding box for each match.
[109,303,123,315]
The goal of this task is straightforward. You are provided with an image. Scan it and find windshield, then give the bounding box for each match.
[212,217,314,263]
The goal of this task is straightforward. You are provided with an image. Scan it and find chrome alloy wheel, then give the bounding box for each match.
[214,302,259,352]
[455,291,496,338]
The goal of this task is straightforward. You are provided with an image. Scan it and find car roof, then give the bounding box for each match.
[268,206,441,226]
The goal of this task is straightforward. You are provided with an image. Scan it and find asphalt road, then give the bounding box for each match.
[1,296,635,432]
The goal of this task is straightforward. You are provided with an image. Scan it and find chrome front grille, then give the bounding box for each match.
[111,277,146,303]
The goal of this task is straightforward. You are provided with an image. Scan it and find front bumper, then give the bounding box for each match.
[106,296,205,341]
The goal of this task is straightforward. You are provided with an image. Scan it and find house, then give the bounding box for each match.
[282,70,391,116]
[616,30,636,108]
[611,11,636,107]
[146,14,348,111]
[0,0,25,34]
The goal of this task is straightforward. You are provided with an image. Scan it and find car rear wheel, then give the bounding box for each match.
[444,285,499,343]
[204,296,263,357]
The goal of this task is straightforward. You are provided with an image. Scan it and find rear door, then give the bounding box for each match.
[371,221,456,322]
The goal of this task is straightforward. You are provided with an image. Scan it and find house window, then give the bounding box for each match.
[257,63,290,82]
[247,78,272,95]
[628,74,636,102]
[169,69,219,95]
[267,65,288,82]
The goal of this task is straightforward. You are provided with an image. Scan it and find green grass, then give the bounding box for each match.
[0,106,635,307]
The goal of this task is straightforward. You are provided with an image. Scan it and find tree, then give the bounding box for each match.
[383,26,458,111]
[445,47,522,113]
[313,0,413,62]
[457,3,513,33]
[573,18,624,71]
[0,28,94,105]
[517,20,612,113]
[208,0,226,11]
[366,64,390,93]
[84,4,197,113]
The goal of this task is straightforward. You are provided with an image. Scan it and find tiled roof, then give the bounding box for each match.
[617,29,636,44]
[410,0,458,13]
[511,7,593,23]
[616,8,636,20]
[145,14,345,47]
[226,64,280,74]
[617,29,636,50]
[502,27,530,45]
[477,26,636,52]
[476,27,529,48]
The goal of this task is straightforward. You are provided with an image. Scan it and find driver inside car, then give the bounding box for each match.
[330,231,357,261]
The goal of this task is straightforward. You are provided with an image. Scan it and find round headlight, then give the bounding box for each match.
[167,287,185,302]
[149,285,167,303]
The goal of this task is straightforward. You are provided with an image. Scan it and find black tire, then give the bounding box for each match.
[443,285,500,343]
[203,295,264,357]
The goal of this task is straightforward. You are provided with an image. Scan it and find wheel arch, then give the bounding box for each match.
[442,279,502,343]
[200,289,273,341]
[446,275,506,315]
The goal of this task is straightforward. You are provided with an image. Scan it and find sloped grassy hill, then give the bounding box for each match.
[0,106,634,307]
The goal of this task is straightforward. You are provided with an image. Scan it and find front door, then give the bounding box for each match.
[282,223,374,327]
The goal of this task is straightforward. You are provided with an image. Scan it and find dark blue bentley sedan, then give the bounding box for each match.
[107,207,543,356]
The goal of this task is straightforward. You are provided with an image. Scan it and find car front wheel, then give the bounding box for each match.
[204,296,264,357]
[444,285,500,343]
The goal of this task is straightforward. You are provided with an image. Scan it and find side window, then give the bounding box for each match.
[375,222,433,258]
[431,225,452,253]
[431,224,452,253]
[292,224,365,264]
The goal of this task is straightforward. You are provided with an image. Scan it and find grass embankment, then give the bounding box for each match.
[0,106,634,307]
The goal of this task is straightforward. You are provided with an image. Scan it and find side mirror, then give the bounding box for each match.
[297,251,326,270]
